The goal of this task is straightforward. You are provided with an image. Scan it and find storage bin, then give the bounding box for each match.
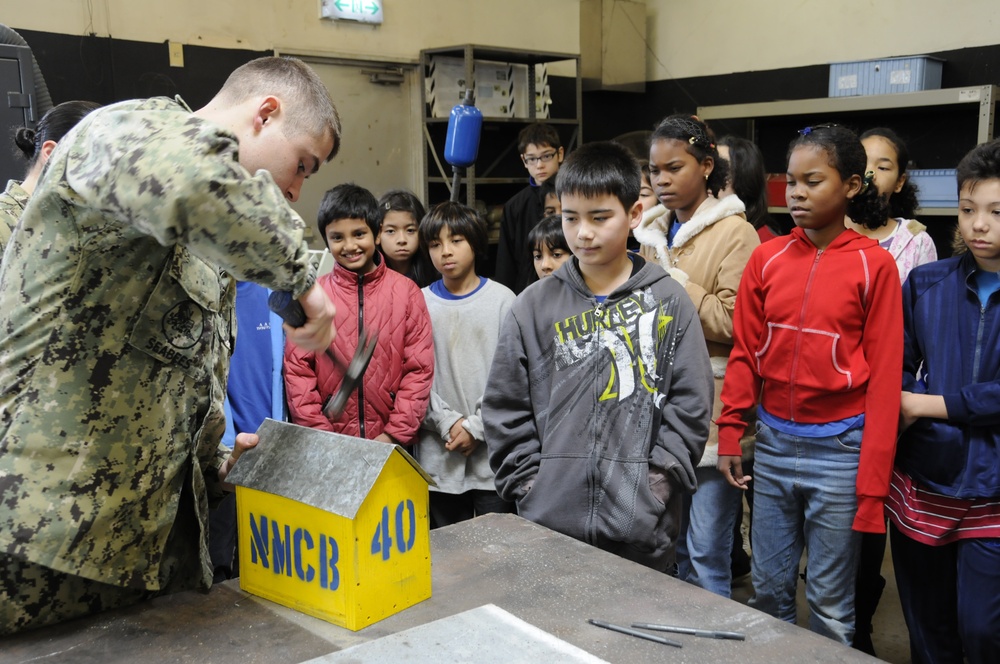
[766,173,787,208]
[908,168,958,208]
[829,56,943,97]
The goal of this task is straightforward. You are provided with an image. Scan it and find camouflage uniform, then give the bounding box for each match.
[0,179,30,256]
[0,96,316,633]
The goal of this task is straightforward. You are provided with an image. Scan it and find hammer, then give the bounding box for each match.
[268,290,377,419]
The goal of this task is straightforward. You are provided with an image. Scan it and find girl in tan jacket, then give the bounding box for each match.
[634,114,759,597]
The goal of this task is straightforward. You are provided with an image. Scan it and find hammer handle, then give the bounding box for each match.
[267,290,306,328]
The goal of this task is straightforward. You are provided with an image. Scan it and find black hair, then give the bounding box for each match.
[517,123,562,154]
[419,201,489,271]
[860,127,920,219]
[717,135,780,234]
[317,182,380,238]
[650,114,730,198]
[538,177,557,198]
[378,189,427,225]
[377,189,433,287]
[787,124,885,230]
[637,158,651,183]
[527,214,570,254]
[957,138,1000,197]
[13,100,100,169]
[555,140,641,211]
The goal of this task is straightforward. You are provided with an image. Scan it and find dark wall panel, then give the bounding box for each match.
[15,28,270,108]
[582,43,1000,162]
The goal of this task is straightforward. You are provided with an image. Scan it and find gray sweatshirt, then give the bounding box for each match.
[418,279,516,493]
[483,256,713,570]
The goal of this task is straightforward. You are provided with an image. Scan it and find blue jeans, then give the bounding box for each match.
[749,422,862,645]
[677,465,743,597]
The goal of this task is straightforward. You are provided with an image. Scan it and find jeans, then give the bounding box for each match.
[749,421,862,645]
[677,465,743,597]
[891,524,1000,664]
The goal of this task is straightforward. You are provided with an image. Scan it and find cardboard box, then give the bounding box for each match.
[829,56,943,97]
[227,419,435,631]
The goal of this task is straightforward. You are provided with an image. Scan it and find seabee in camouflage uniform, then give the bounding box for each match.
[0,57,341,634]
[0,179,29,251]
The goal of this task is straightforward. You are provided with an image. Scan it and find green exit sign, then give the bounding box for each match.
[320,0,383,24]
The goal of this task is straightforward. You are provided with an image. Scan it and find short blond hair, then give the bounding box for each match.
[217,56,342,160]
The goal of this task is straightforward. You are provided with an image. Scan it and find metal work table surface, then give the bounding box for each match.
[3,513,876,663]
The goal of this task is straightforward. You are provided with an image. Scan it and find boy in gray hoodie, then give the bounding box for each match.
[483,141,713,572]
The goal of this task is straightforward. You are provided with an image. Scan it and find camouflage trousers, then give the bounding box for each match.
[0,554,155,635]
[0,480,208,635]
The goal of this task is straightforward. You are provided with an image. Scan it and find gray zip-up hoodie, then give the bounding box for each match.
[483,256,713,571]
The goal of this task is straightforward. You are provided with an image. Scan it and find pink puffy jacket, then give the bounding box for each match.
[284,258,434,444]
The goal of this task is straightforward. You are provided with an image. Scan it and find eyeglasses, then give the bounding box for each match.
[522,150,559,166]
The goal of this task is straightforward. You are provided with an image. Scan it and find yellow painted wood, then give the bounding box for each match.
[235,450,431,631]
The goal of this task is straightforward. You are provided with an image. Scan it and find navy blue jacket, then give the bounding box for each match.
[896,253,1000,498]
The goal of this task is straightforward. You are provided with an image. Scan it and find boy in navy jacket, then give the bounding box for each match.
[886,138,1000,664]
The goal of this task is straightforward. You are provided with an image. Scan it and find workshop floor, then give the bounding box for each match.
[730,504,911,664]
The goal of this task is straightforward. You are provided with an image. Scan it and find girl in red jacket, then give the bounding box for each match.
[716,125,903,645]
[284,183,434,445]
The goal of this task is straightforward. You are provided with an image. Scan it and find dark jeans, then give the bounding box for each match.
[429,489,515,529]
[890,523,1000,664]
[208,492,239,582]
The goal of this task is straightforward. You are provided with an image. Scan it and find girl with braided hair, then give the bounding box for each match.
[716,123,902,645]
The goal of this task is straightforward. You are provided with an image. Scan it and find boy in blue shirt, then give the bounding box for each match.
[887,138,1000,664]
[483,141,713,572]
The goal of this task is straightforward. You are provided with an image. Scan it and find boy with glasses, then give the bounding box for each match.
[495,123,564,293]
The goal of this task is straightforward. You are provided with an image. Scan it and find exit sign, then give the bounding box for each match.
[320,0,383,24]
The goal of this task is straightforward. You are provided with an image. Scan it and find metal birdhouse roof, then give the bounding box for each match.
[225,418,434,519]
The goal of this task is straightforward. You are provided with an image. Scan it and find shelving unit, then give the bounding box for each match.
[697,85,997,144]
[697,86,998,252]
[420,45,582,214]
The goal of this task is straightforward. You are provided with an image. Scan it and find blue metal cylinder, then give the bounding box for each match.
[444,91,482,168]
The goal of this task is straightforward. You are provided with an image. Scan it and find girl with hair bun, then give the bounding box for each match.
[634,113,760,598]
[1,100,100,252]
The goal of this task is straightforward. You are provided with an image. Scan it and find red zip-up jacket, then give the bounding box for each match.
[717,227,903,533]
[284,257,434,444]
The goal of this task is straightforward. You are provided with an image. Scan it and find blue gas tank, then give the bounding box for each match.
[444,89,482,168]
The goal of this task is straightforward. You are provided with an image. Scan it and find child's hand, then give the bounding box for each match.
[717,455,751,490]
[374,432,397,444]
[219,432,259,487]
[446,419,479,457]
[900,391,919,433]
[900,391,948,434]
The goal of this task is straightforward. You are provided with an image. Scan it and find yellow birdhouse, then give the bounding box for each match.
[226,419,435,631]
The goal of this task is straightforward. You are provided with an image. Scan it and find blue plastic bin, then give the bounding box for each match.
[908,169,958,208]
[829,56,943,97]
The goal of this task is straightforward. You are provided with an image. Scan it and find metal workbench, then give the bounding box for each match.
[2,514,876,663]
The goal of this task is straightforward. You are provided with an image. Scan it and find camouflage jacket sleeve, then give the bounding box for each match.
[0,180,29,258]
[64,97,315,297]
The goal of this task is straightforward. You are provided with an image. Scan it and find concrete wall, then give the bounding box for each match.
[645,0,1000,80]
[7,0,997,81]
[5,0,582,63]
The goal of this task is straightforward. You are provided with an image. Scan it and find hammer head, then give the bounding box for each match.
[322,328,378,419]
